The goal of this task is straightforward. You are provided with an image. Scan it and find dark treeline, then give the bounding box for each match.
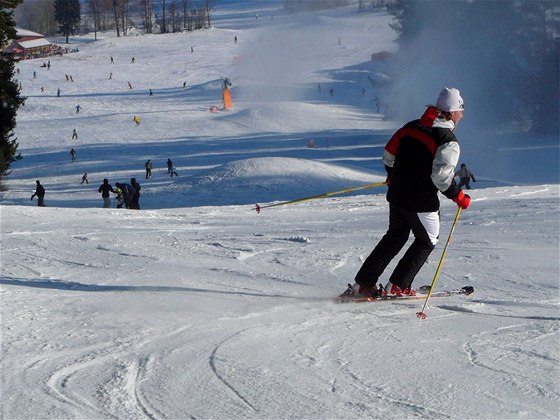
[15,0,216,39]
[388,0,559,135]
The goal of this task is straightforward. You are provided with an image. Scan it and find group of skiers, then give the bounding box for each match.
[31,178,141,209]
[30,156,185,208]
[56,158,179,210]
[99,158,179,208]
[98,178,141,209]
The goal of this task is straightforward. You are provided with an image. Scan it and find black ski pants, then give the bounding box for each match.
[355,204,439,290]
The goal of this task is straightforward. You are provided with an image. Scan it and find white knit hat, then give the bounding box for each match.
[436,87,464,112]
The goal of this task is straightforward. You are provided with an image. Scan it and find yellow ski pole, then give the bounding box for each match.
[416,206,462,319]
[254,181,386,213]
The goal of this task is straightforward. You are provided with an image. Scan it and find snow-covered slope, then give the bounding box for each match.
[1,185,558,419]
[164,157,385,207]
[1,1,559,418]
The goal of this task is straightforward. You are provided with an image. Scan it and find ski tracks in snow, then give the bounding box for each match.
[45,340,163,419]
[204,306,457,418]
[461,320,559,416]
[17,325,193,419]
[209,329,259,412]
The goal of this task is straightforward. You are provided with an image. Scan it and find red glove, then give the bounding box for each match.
[453,190,471,209]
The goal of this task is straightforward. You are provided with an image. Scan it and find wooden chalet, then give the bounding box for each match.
[4,28,53,60]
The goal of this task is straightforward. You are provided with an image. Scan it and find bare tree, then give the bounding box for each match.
[139,0,153,33]
[108,0,129,36]
[111,0,121,36]
[120,0,130,36]
[100,0,113,31]
[161,0,167,33]
[205,0,215,28]
[191,7,204,30]
[181,0,189,30]
[170,1,182,32]
[88,0,103,40]
[358,0,365,12]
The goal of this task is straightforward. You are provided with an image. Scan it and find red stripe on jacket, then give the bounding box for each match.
[385,127,437,157]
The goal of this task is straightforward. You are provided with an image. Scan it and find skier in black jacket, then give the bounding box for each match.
[98,179,116,208]
[346,88,471,298]
[130,178,141,210]
[31,180,46,207]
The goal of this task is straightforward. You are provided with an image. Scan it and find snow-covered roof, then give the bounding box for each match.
[15,28,44,38]
[17,38,51,49]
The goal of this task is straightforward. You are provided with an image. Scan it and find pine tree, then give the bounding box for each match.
[54,0,81,43]
[0,0,26,179]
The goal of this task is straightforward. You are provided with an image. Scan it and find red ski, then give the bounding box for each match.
[336,285,474,304]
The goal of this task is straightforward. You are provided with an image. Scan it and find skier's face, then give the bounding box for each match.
[451,110,463,125]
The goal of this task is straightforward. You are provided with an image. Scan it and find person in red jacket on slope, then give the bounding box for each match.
[342,87,471,299]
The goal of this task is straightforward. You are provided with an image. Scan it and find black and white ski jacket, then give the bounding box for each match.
[383,114,461,213]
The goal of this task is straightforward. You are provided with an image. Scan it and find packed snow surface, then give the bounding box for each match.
[1,1,559,418]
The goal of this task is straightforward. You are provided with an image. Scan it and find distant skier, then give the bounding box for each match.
[374,96,380,113]
[70,148,77,162]
[167,158,173,173]
[130,178,141,210]
[455,163,476,189]
[81,172,88,184]
[72,128,78,139]
[75,104,81,114]
[31,180,46,207]
[145,159,152,179]
[222,78,232,90]
[98,178,116,208]
[133,115,141,126]
[128,81,133,89]
[57,88,61,97]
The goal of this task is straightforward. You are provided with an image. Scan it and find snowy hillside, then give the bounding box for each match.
[1,1,559,419]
